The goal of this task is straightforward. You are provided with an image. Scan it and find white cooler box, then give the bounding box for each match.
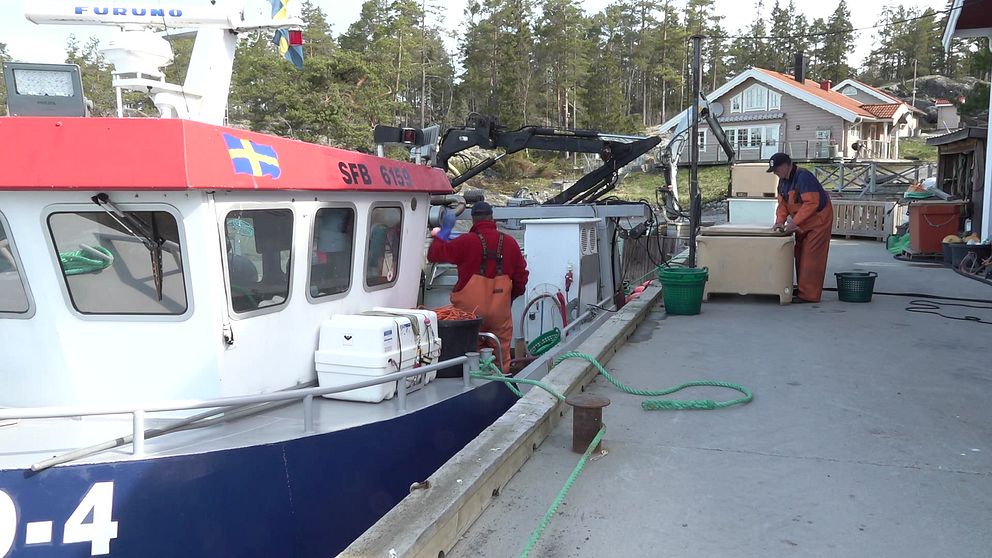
[315,308,441,402]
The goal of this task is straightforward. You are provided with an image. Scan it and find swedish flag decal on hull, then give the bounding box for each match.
[223,133,281,179]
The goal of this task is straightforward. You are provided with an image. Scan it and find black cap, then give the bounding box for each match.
[766,152,792,173]
[471,201,493,217]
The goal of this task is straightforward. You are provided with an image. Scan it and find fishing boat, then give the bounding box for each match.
[0,3,520,557]
[0,2,661,557]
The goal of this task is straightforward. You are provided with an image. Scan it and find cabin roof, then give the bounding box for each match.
[0,117,453,194]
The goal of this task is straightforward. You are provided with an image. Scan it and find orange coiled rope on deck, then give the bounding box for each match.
[430,304,478,321]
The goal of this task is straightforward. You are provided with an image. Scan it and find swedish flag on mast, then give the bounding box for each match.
[270,0,303,69]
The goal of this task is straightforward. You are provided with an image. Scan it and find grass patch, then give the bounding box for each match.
[613,166,731,205]
[459,160,733,206]
[898,137,937,162]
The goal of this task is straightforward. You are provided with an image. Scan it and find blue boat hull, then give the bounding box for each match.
[0,381,518,557]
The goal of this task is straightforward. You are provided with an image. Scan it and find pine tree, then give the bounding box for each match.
[64,35,116,116]
[655,0,684,123]
[580,6,638,132]
[730,0,774,73]
[818,0,855,83]
[456,0,537,128]
[535,0,590,128]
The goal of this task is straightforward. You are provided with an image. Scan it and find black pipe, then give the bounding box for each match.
[688,35,703,268]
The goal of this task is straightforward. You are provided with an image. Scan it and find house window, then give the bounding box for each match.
[743,85,768,112]
[48,207,188,315]
[730,94,742,113]
[225,208,293,314]
[749,128,762,147]
[0,212,31,315]
[697,129,707,150]
[366,206,403,288]
[842,85,858,96]
[725,128,739,147]
[768,91,781,110]
[309,207,355,300]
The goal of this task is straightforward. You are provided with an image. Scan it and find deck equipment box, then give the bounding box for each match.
[697,225,795,304]
[908,201,964,253]
[732,163,779,198]
[315,308,441,402]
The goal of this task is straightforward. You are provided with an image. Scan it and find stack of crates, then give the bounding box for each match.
[727,163,780,226]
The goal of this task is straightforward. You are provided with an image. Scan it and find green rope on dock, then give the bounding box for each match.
[552,351,753,411]
[518,425,606,558]
[472,356,564,400]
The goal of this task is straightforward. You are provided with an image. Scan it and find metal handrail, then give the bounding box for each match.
[0,356,471,421]
[0,356,475,461]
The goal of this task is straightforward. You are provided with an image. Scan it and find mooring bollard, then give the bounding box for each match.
[565,393,610,453]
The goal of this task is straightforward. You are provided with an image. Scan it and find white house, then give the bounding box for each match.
[660,64,918,163]
[831,78,921,137]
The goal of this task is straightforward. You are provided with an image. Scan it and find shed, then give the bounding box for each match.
[942,0,992,239]
[927,126,987,234]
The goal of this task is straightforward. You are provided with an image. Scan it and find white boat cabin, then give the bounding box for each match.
[0,117,452,407]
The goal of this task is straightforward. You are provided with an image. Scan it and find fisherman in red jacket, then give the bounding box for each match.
[428,202,528,372]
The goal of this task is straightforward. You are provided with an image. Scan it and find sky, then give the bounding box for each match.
[0,0,949,73]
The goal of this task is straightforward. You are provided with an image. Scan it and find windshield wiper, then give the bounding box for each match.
[91,193,166,300]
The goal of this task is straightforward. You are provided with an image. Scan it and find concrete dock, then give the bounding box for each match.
[449,240,992,557]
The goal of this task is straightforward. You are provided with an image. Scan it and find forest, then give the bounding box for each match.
[0,0,989,149]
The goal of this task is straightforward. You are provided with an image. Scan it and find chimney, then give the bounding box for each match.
[794,52,806,83]
[820,80,832,91]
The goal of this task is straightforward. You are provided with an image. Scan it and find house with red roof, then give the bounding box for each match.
[830,78,921,138]
[659,61,917,164]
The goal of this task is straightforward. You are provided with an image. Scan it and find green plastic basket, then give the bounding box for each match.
[835,271,877,303]
[657,266,709,315]
[527,328,561,356]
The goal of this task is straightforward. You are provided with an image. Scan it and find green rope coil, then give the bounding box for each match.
[60,246,114,276]
[518,425,606,558]
[527,328,561,357]
[552,351,753,411]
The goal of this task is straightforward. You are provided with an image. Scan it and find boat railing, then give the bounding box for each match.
[0,354,477,466]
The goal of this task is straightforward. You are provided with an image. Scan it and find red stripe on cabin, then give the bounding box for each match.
[0,117,453,194]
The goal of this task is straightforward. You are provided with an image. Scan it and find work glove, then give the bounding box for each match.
[435,208,456,241]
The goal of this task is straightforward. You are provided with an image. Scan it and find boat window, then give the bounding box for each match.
[225,209,293,313]
[366,206,403,288]
[309,207,355,300]
[48,210,187,315]
[0,214,31,315]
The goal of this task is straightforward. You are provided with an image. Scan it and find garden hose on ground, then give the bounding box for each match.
[470,352,751,558]
[820,287,992,325]
[471,351,752,411]
[904,300,992,325]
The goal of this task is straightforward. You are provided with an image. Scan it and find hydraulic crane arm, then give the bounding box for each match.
[435,115,660,204]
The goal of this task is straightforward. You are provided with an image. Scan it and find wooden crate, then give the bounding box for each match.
[831,200,900,241]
